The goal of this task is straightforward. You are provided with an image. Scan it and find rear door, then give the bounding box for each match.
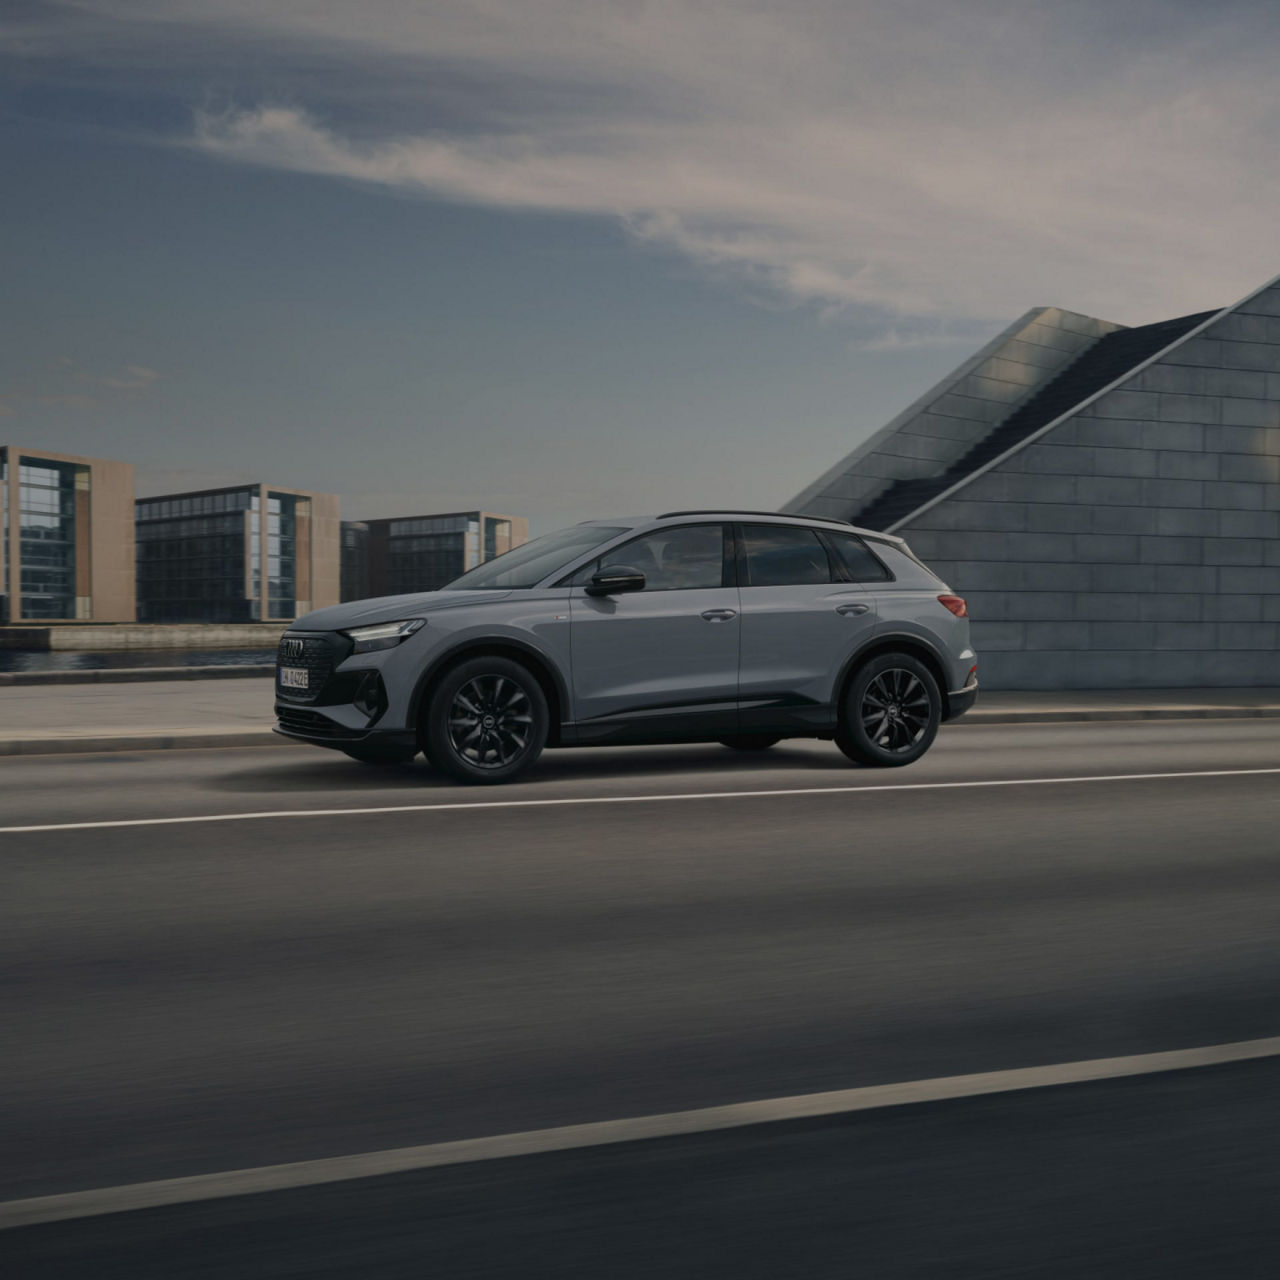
[568,523,740,739]
[735,523,885,731]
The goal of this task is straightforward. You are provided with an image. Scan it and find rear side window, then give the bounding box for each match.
[826,532,892,583]
[741,524,834,586]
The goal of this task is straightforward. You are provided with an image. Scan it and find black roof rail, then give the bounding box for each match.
[658,509,853,527]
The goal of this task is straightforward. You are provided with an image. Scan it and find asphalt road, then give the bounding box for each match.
[4,720,1280,1273]
[10,1061,1280,1278]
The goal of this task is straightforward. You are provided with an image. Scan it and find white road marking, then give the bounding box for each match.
[0,767,1278,836]
[4,1034,1278,1230]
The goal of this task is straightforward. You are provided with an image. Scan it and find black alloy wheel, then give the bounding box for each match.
[836,651,940,767]
[718,735,783,751]
[341,744,418,766]
[423,656,549,784]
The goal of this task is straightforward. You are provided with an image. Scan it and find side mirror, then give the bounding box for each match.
[585,565,646,596]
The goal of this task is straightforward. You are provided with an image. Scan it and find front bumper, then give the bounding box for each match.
[272,721,417,747]
[274,628,415,751]
[273,704,418,752]
[944,678,979,721]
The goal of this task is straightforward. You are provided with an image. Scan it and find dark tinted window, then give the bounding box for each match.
[827,532,892,582]
[575,524,727,591]
[741,524,833,586]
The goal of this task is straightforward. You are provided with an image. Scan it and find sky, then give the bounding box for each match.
[2,0,1278,530]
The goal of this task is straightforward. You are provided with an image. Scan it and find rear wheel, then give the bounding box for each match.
[836,652,940,767]
[341,744,418,766]
[718,735,782,751]
[423,656,549,785]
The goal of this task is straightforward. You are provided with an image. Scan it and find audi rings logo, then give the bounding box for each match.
[280,637,305,659]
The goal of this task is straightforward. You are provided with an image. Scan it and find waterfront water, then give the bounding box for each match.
[0,649,276,672]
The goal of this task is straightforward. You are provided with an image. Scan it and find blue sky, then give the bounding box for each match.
[3,0,1277,529]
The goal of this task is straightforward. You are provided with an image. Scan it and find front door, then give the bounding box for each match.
[569,523,739,741]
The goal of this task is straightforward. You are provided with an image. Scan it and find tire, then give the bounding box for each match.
[341,745,418,766]
[718,735,782,751]
[836,652,941,768]
[422,656,549,785]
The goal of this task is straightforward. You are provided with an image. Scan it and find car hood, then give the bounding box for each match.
[293,590,511,632]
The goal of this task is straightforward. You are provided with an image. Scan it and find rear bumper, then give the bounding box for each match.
[944,679,979,721]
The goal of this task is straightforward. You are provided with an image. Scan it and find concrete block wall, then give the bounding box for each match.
[789,308,1121,522]
[902,281,1280,689]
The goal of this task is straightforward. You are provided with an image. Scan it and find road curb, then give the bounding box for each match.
[0,705,1278,756]
[959,706,1280,726]
[0,732,296,757]
[0,666,275,687]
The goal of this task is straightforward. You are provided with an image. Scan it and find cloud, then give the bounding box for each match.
[33,393,100,410]
[99,365,162,391]
[850,328,981,354]
[0,360,164,419]
[35,2,1280,326]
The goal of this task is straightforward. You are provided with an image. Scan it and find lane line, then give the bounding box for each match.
[4,1035,1279,1230]
[1,767,1278,835]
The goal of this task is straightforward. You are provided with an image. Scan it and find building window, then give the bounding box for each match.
[266,492,306,620]
[17,457,85,620]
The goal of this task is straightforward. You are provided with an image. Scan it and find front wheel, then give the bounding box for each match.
[836,653,940,767]
[422,656,549,785]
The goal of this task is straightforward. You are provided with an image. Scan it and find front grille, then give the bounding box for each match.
[275,706,361,740]
[275,632,344,702]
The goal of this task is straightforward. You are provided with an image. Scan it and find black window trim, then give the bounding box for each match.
[816,528,896,585]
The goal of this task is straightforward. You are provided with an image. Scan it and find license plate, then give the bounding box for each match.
[279,667,309,690]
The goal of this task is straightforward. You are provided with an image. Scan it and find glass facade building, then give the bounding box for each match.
[136,483,339,624]
[341,511,528,601]
[340,521,369,604]
[16,457,86,619]
[1,446,135,624]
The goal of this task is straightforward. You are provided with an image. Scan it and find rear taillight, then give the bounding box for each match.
[938,595,967,618]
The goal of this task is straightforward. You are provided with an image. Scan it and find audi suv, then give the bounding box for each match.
[274,511,978,783]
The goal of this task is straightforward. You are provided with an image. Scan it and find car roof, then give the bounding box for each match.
[579,511,903,543]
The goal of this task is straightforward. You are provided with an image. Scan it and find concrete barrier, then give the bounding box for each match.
[0,624,288,651]
[0,666,276,687]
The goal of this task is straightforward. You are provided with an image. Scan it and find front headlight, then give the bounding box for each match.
[342,618,426,654]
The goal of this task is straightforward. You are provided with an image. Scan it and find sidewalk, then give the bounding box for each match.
[0,678,281,755]
[1,679,1278,756]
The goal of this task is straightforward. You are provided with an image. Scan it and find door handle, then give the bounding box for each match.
[701,608,738,622]
[836,603,870,616]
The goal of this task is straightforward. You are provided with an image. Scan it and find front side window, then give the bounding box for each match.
[741,524,833,587]
[574,524,728,592]
[445,525,627,590]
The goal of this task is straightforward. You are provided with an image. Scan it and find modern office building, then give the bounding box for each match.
[341,511,528,601]
[136,483,340,623]
[1,446,135,623]
[786,272,1280,689]
[340,520,370,605]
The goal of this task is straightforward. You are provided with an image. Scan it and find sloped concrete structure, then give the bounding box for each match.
[786,274,1280,689]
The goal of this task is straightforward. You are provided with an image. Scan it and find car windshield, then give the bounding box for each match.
[443,524,628,590]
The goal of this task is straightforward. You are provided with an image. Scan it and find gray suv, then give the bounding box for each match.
[275,511,978,783]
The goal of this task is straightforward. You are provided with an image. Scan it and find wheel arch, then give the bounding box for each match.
[410,639,568,747]
[834,632,954,721]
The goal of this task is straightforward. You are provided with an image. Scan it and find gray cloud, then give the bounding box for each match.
[1,359,164,420]
[34,1,1280,326]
